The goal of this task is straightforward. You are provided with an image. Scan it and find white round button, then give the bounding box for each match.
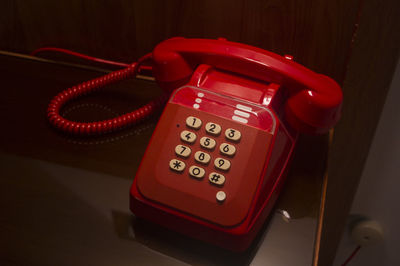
[216,191,226,203]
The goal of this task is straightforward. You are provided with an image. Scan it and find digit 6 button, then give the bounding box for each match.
[220,143,236,156]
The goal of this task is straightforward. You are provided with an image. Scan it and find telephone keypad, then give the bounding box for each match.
[199,137,216,150]
[214,157,231,171]
[225,128,241,142]
[175,144,191,158]
[189,166,205,179]
[209,172,225,186]
[169,159,186,172]
[219,143,236,157]
[171,117,241,202]
[186,116,202,129]
[205,122,221,135]
[180,130,197,144]
[194,151,211,164]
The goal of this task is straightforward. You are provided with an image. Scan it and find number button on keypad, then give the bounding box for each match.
[180,130,197,144]
[169,159,186,172]
[214,157,231,171]
[220,143,236,157]
[189,166,205,179]
[209,172,225,186]
[175,144,191,158]
[194,151,211,164]
[186,116,202,129]
[225,128,241,142]
[205,122,221,135]
[200,137,216,150]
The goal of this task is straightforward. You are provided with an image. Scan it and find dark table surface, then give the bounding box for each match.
[0,53,328,266]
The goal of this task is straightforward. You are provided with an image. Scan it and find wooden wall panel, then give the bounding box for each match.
[1,0,359,82]
[316,0,400,264]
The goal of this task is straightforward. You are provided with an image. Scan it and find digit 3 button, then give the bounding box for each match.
[189,166,205,179]
[225,128,241,142]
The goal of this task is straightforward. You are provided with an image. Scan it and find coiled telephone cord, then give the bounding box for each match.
[46,53,167,136]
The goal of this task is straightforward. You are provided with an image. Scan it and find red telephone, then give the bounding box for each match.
[46,37,342,251]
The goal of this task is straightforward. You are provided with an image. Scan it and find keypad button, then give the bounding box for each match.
[205,122,221,135]
[199,137,216,150]
[169,159,186,172]
[194,151,211,164]
[214,157,231,171]
[175,144,191,158]
[220,143,236,156]
[216,191,227,203]
[209,172,225,186]
[186,116,202,129]
[180,130,197,144]
[189,166,205,179]
[225,128,241,142]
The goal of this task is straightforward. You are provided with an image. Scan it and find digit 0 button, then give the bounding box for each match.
[214,157,231,171]
[205,122,221,135]
[220,143,236,156]
[209,172,225,186]
[194,151,211,164]
[186,116,202,129]
[169,159,186,172]
[175,144,191,158]
[189,166,205,179]
[180,130,197,144]
[225,128,241,142]
[200,137,216,150]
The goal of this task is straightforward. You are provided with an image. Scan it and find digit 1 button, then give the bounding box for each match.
[220,143,236,157]
[175,144,191,158]
[214,157,231,171]
[205,122,221,135]
[200,137,216,150]
[180,130,197,144]
[194,151,211,164]
[169,159,186,172]
[186,116,202,129]
[209,172,225,186]
[225,128,241,142]
[189,166,205,179]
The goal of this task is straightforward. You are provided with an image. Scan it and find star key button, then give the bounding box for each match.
[169,159,186,172]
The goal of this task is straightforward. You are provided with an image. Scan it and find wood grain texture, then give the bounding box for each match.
[315,0,400,264]
[0,0,359,82]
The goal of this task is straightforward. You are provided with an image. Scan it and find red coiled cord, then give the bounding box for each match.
[47,53,168,136]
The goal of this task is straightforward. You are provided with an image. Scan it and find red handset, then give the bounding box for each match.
[45,37,342,251]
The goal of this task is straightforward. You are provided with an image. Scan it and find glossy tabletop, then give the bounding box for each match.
[0,53,328,266]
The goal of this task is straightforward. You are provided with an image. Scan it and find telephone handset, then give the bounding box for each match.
[46,37,342,251]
